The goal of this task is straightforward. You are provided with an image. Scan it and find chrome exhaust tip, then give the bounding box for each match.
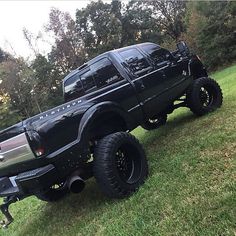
[68,175,85,194]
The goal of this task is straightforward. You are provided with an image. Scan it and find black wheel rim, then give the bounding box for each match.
[148,117,160,124]
[199,87,213,107]
[115,144,142,184]
[148,115,166,126]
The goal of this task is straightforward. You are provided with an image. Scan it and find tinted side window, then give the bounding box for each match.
[64,58,123,101]
[91,58,122,88]
[142,46,171,67]
[80,70,97,93]
[64,73,84,101]
[119,48,151,76]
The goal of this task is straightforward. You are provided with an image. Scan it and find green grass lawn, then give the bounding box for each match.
[1,65,236,236]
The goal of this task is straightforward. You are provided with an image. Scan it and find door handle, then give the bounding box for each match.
[140,84,145,90]
[161,71,166,78]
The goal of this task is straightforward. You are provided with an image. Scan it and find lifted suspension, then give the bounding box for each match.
[0,196,19,229]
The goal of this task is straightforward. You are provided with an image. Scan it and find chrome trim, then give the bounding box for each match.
[0,133,35,170]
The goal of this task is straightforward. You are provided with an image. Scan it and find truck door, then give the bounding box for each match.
[140,44,188,100]
[118,47,168,118]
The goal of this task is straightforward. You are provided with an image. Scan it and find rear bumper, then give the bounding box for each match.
[0,164,58,197]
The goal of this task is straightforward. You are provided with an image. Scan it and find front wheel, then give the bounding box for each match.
[93,132,148,198]
[186,77,223,116]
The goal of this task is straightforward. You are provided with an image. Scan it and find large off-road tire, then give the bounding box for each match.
[141,114,167,130]
[186,77,223,116]
[93,132,148,198]
[36,183,69,202]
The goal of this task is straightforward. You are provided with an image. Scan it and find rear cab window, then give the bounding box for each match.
[64,57,123,101]
[80,69,97,93]
[91,58,123,88]
[64,72,84,101]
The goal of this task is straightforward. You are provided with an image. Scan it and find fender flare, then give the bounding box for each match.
[77,101,134,143]
[188,57,208,78]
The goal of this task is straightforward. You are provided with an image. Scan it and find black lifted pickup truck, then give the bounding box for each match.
[0,42,222,227]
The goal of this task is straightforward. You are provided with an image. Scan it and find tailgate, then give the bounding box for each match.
[0,133,35,172]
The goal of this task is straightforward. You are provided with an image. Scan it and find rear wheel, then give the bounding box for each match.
[36,182,68,202]
[186,77,223,116]
[141,114,167,130]
[93,132,148,198]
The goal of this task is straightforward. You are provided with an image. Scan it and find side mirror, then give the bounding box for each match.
[177,41,189,55]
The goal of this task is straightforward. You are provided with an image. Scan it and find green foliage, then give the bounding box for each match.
[76,0,123,57]
[0,54,63,125]
[0,100,22,130]
[31,54,63,110]
[183,1,236,70]
[144,0,187,41]
[0,59,36,118]
[76,0,174,58]
[47,8,86,74]
[200,1,236,69]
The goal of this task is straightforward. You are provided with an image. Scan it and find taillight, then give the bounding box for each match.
[34,147,45,157]
[27,131,45,157]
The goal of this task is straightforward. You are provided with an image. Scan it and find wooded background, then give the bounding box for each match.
[0,0,235,129]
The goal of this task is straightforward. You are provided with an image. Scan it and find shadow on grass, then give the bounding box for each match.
[18,180,117,235]
[138,110,198,147]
